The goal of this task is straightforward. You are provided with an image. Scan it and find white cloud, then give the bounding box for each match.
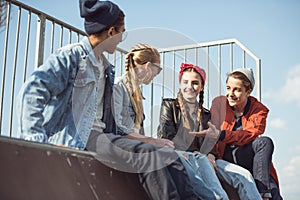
[282,156,300,176]
[278,145,300,199]
[278,64,300,107]
[268,118,286,129]
[280,154,300,199]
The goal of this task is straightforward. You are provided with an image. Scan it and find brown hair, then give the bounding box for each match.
[178,67,204,130]
[124,43,160,128]
[113,10,125,32]
[226,71,252,92]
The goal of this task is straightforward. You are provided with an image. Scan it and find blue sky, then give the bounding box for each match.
[18,0,300,198]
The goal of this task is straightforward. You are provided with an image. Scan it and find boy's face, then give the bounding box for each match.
[106,24,125,54]
[226,76,251,110]
[92,23,125,54]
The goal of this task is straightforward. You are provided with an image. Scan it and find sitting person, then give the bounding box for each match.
[158,63,262,200]
[111,46,224,199]
[194,68,283,200]
[16,1,199,199]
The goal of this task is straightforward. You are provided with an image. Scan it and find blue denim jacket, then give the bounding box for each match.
[17,36,115,150]
[112,77,144,136]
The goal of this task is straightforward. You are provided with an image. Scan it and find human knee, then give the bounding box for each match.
[216,159,227,169]
[253,136,274,152]
[217,160,253,180]
[259,136,274,146]
[236,165,254,181]
[134,142,157,153]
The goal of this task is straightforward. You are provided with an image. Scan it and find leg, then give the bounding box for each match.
[138,166,179,200]
[269,176,283,200]
[177,151,222,199]
[166,157,201,200]
[234,136,282,199]
[252,136,274,196]
[89,132,198,200]
[193,153,229,200]
[216,159,261,200]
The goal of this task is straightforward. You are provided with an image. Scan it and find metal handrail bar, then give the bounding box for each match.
[1,0,261,138]
[158,38,261,100]
[4,0,127,54]
[159,38,260,63]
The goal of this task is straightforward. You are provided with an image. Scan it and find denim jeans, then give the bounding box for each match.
[224,136,283,200]
[216,159,262,200]
[176,151,229,200]
[86,131,199,200]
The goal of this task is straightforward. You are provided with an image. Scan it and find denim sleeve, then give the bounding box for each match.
[17,49,77,142]
[111,82,135,136]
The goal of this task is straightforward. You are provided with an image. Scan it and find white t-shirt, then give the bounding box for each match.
[92,54,107,133]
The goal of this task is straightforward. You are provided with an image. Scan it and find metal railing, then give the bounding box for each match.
[146,39,261,137]
[0,0,261,138]
[159,39,261,101]
[0,0,126,137]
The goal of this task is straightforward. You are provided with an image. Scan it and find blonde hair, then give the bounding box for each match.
[124,43,160,128]
[177,67,204,130]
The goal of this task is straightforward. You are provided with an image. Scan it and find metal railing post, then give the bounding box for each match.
[206,46,210,108]
[8,6,21,136]
[34,13,46,68]
[0,1,11,134]
[257,59,261,101]
[218,44,221,96]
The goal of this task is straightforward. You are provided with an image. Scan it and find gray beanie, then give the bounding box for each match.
[232,68,255,89]
[79,0,121,34]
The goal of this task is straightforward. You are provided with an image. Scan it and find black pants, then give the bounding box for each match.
[86,131,199,200]
[223,136,283,200]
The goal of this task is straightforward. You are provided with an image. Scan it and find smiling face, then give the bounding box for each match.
[180,70,203,103]
[226,76,252,112]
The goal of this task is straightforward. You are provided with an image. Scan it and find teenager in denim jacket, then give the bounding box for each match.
[112,44,175,145]
[17,1,199,200]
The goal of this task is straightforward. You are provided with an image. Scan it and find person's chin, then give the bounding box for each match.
[184,93,196,99]
[143,80,151,85]
[228,100,237,107]
[185,97,196,102]
[107,49,116,54]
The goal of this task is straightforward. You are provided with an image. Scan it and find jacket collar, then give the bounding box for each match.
[80,36,109,70]
[228,97,252,117]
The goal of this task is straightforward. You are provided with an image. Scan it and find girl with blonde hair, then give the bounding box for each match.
[112,43,173,147]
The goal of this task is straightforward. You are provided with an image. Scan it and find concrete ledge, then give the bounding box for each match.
[0,136,241,199]
[0,136,149,200]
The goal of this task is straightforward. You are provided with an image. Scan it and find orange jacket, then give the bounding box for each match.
[210,95,280,189]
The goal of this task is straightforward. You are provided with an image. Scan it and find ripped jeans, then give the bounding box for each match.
[176,151,229,200]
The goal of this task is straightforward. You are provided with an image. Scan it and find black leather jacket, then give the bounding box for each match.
[158,98,217,155]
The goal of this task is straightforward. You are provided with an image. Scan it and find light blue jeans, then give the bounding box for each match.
[216,159,262,200]
[177,151,229,200]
